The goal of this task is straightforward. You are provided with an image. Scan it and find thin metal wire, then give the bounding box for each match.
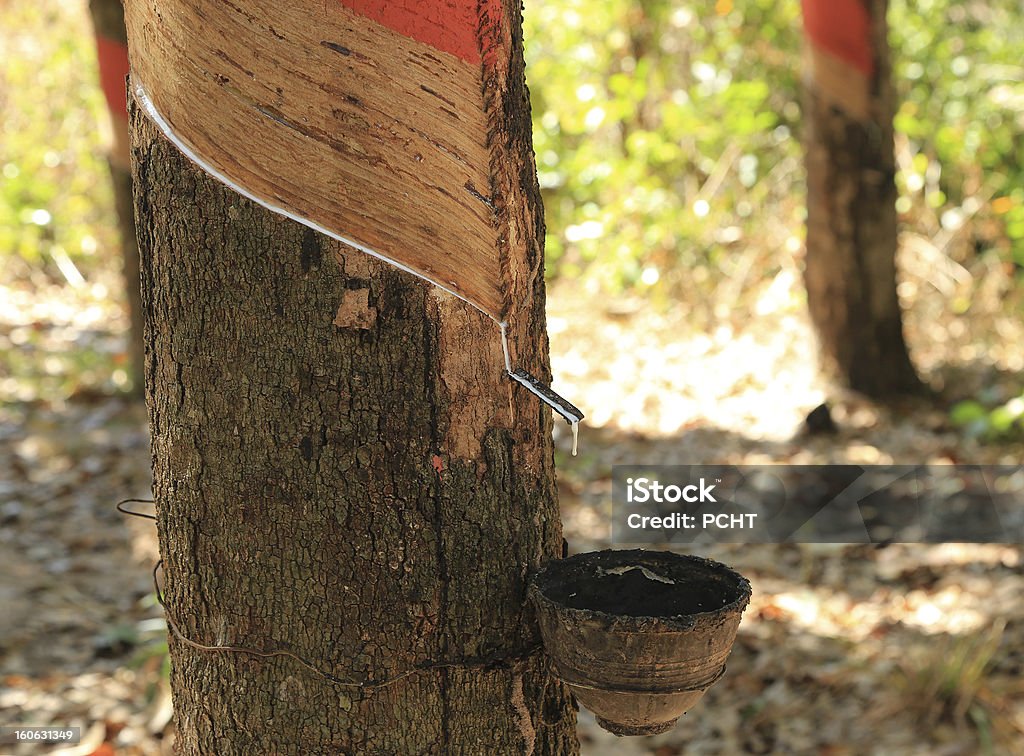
[116,498,157,520]
[150,561,542,690]
[117,500,542,691]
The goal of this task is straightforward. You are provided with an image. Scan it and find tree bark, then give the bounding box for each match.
[802,0,921,397]
[128,10,578,755]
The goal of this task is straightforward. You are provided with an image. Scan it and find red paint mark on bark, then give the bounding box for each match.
[96,35,130,123]
[336,0,503,66]
[431,454,444,479]
[802,0,873,76]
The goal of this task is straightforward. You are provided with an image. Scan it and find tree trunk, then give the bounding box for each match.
[128,13,578,756]
[88,0,144,397]
[109,157,144,397]
[801,0,921,397]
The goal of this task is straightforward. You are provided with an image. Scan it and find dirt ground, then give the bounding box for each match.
[1,275,1023,755]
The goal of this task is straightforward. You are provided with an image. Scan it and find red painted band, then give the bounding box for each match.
[801,0,873,76]
[337,0,495,65]
[96,35,130,122]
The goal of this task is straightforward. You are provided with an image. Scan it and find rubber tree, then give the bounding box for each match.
[126,0,579,751]
[89,0,144,396]
[801,0,921,396]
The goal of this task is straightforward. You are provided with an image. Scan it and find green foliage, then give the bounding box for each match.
[3,0,1022,320]
[0,0,117,278]
[525,0,804,301]
[889,0,1024,266]
[950,394,1024,441]
[525,0,1024,298]
[0,315,131,401]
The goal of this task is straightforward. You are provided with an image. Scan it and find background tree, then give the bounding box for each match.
[127,1,578,752]
[800,0,921,396]
[88,0,143,396]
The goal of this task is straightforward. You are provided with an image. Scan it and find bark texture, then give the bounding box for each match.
[129,7,578,754]
[802,0,921,397]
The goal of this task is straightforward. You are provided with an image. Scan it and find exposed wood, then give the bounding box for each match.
[124,0,513,319]
[801,0,921,397]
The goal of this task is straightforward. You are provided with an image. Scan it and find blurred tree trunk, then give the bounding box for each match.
[88,0,144,397]
[127,7,578,755]
[801,0,921,397]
